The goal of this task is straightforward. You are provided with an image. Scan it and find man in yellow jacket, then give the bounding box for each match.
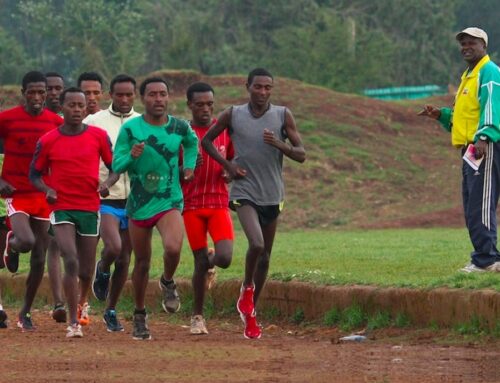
[420,27,500,273]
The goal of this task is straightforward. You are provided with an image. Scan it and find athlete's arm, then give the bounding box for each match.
[181,124,199,182]
[202,108,246,179]
[276,109,306,163]
[29,146,56,204]
[112,125,139,173]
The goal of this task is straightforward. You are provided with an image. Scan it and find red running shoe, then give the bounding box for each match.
[243,311,262,339]
[236,284,255,318]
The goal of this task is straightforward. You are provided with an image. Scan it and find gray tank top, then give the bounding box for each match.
[229,103,286,205]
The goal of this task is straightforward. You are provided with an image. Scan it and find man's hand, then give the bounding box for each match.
[263,129,281,147]
[474,140,488,159]
[418,105,441,120]
[46,188,57,204]
[195,152,203,168]
[131,142,145,158]
[221,170,232,183]
[183,168,195,182]
[98,183,110,198]
[225,163,246,180]
[0,179,16,197]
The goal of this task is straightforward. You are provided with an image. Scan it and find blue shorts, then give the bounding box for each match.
[100,204,128,230]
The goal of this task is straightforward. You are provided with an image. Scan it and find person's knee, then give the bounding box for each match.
[114,253,131,272]
[215,251,232,269]
[248,241,265,256]
[193,253,210,272]
[102,238,121,258]
[15,233,36,253]
[64,257,79,276]
[134,257,150,275]
[164,243,181,258]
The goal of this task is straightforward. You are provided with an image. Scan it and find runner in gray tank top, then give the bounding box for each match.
[202,68,306,339]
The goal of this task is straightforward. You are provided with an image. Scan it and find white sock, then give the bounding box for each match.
[0,304,3,311]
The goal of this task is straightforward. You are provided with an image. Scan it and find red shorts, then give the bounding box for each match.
[129,209,175,229]
[183,208,234,251]
[5,195,51,220]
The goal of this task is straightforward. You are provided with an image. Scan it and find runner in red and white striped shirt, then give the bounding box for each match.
[181,82,234,335]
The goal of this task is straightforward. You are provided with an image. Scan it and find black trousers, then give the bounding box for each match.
[462,141,500,267]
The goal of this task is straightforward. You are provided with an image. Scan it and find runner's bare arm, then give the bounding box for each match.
[282,109,306,163]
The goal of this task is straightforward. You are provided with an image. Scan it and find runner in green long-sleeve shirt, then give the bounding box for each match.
[112,77,198,340]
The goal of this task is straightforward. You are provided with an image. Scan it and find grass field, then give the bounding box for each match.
[12,227,500,291]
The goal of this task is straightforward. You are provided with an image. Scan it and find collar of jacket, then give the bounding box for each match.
[108,103,136,118]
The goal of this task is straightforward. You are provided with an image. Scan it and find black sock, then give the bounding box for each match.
[161,276,174,286]
[134,308,146,315]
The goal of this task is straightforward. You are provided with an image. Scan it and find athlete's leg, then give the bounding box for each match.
[107,229,132,310]
[19,217,49,316]
[8,213,36,253]
[192,247,209,315]
[236,205,265,287]
[76,234,98,307]
[47,237,65,306]
[128,221,153,310]
[54,224,79,324]
[156,210,184,281]
[99,214,122,273]
[253,219,278,306]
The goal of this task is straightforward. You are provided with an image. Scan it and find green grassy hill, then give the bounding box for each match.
[0,72,462,230]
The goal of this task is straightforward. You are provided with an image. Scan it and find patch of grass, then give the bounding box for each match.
[323,307,341,327]
[454,316,487,336]
[367,310,392,330]
[339,304,366,331]
[260,306,281,321]
[290,307,305,325]
[394,313,411,328]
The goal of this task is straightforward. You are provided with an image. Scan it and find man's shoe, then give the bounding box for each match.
[92,260,111,301]
[132,313,151,340]
[460,263,487,273]
[0,310,7,328]
[3,231,19,273]
[103,309,124,332]
[66,323,83,338]
[51,303,67,323]
[17,312,35,331]
[243,311,262,339]
[486,262,500,272]
[190,315,209,335]
[78,302,90,326]
[237,284,255,317]
[159,279,181,313]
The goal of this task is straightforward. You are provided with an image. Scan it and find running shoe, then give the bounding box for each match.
[103,309,124,332]
[159,279,181,313]
[92,259,111,301]
[3,231,19,273]
[17,312,35,331]
[51,303,67,323]
[460,263,487,273]
[237,284,255,317]
[66,323,83,338]
[243,311,262,339]
[190,315,209,335]
[0,310,7,328]
[78,302,90,326]
[132,313,151,340]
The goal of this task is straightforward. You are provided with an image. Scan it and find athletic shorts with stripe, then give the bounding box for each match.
[5,195,51,220]
[50,210,100,236]
[183,208,234,251]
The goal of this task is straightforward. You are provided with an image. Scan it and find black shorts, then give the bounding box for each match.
[229,199,283,227]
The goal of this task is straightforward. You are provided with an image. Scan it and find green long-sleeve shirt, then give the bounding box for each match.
[113,115,198,220]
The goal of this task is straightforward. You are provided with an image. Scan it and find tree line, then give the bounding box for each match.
[0,0,498,92]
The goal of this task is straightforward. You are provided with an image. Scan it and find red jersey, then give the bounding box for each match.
[182,119,234,211]
[0,105,63,196]
[31,125,113,212]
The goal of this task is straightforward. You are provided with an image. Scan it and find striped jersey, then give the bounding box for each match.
[182,119,234,211]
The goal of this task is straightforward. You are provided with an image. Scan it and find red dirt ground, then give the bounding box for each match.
[0,309,499,383]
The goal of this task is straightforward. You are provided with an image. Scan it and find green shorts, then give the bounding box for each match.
[50,210,100,236]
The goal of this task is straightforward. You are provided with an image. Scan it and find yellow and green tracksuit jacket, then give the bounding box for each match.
[438,55,500,147]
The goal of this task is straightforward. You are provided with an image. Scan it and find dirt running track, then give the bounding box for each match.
[0,310,498,383]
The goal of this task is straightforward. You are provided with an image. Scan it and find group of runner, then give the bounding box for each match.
[0,68,306,340]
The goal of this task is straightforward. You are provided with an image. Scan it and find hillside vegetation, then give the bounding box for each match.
[0,72,462,229]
